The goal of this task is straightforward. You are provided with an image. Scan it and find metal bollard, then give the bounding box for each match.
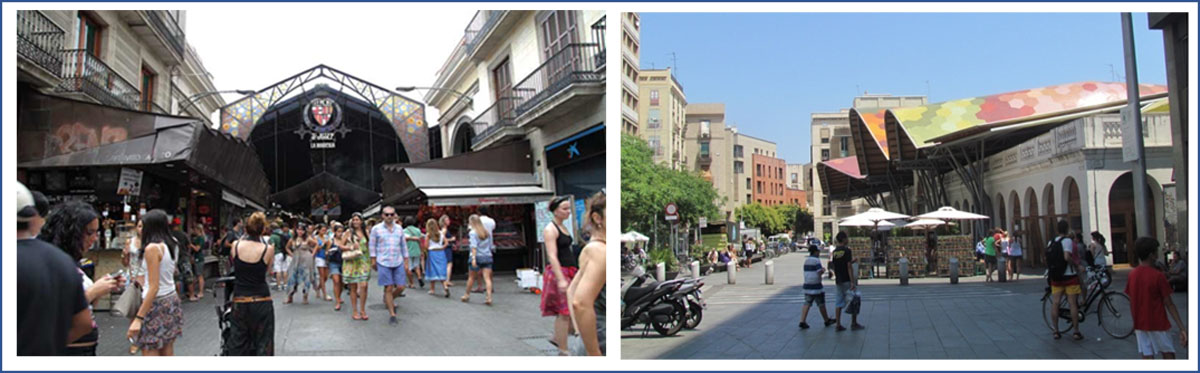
[949,257,959,284]
[852,262,860,281]
[899,257,909,286]
[765,260,775,285]
[727,263,737,284]
[997,255,1007,283]
[656,262,666,282]
[691,261,701,280]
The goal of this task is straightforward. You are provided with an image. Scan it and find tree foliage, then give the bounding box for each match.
[735,203,786,235]
[620,134,721,250]
[793,207,814,235]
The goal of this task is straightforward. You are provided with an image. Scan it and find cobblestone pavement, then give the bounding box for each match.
[95,273,560,356]
[622,252,1189,360]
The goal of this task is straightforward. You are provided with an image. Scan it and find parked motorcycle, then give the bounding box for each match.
[622,268,689,336]
[671,277,706,330]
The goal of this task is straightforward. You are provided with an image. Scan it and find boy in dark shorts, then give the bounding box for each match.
[798,244,835,329]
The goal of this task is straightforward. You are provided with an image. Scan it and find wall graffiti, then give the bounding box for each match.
[46,122,130,157]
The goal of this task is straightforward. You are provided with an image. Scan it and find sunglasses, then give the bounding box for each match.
[383,213,397,217]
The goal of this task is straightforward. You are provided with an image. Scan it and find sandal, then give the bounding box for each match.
[485,297,493,306]
[1072,332,1083,341]
[444,288,451,298]
[334,304,342,311]
[361,314,369,321]
[1052,331,1062,340]
[352,313,361,320]
[460,295,470,303]
[428,290,436,296]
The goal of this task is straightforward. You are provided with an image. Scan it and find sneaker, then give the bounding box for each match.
[388,316,398,325]
[851,323,865,331]
[824,319,836,327]
[418,279,425,287]
[836,325,846,332]
[798,322,810,329]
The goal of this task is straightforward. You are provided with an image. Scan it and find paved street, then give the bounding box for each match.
[622,252,1190,359]
[95,273,558,356]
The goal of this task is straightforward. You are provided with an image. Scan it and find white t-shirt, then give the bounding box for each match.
[481,215,496,235]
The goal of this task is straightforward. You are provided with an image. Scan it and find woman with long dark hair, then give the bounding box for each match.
[540,196,578,355]
[125,209,183,356]
[227,212,275,355]
[41,201,122,356]
[329,223,346,311]
[286,224,316,304]
[568,191,607,356]
[343,213,371,320]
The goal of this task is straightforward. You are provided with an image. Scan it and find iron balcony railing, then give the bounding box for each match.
[143,10,186,58]
[511,43,605,117]
[17,10,65,78]
[59,50,140,109]
[464,10,504,55]
[591,16,606,68]
[470,96,518,146]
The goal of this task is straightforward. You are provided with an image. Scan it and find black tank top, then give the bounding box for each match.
[554,223,577,268]
[232,240,270,297]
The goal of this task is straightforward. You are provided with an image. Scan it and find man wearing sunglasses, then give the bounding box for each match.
[370,206,410,326]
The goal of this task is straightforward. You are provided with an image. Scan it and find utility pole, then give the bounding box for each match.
[1120,13,1154,259]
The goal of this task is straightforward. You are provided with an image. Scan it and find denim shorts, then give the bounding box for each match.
[328,261,341,276]
[834,282,853,308]
[377,265,407,287]
[470,259,494,272]
[804,292,826,306]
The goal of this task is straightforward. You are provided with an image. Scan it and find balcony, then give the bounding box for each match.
[470,96,522,149]
[511,43,605,128]
[120,10,186,62]
[621,103,639,123]
[464,10,514,60]
[57,50,140,110]
[17,10,66,86]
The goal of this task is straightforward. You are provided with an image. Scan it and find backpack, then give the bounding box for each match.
[1045,237,1069,281]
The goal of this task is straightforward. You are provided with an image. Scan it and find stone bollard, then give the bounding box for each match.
[656,262,666,282]
[727,264,737,284]
[765,260,775,285]
[691,261,701,280]
[852,262,860,281]
[997,255,1007,283]
[899,257,910,286]
[949,257,959,284]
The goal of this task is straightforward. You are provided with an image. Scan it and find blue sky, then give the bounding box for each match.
[638,13,1169,165]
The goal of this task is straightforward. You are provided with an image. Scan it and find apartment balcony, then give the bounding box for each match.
[470,96,522,149]
[621,103,639,124]
[57,50,140,110]
[120,11,186,62]
[464,10,520,61]
[16,10,66,88]
[511,43,605,128]
[697,151,712,165]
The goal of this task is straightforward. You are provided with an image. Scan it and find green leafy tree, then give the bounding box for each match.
[735,203,786,235]
[793,207,814,235]
[621,134,720,252]
[774,204,800,233]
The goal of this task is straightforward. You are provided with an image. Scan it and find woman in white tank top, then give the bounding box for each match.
[126,210,184,356]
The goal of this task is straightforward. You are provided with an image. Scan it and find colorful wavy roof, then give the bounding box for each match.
[889,81,1168,149]
[855,109,889,157]
[819,156,863,179]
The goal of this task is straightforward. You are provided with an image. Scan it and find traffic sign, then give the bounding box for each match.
[664,203,678,221]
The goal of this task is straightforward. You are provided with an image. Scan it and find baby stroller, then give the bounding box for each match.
[212,276,237,356]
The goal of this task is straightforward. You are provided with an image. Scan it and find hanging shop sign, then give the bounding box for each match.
[299,95,349,149]
[544,124,604,169]
[117,167,143,196]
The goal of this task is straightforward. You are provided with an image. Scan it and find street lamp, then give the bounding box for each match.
[176,89,257,118]
[395,86,472,105]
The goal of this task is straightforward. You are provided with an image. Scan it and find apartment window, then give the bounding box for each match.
[140,66,156,111]
[700,119,710,135]
[823,204,831,216]
[648,136,662,156]
[78,12,104,57]
[538,10,578,62]
[821,149,830,161]
[733,145,744,158]
[747,194,751,204]
[650,90,660,106]
[648,109,661,129]
[821,137,830,144]
[699,141,710,157]
[791,173,798,184]
[746,178,751,190]
[734,161,744,174]
[491,57,513,116]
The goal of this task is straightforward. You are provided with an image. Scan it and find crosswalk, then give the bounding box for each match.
[705,283,1021,306]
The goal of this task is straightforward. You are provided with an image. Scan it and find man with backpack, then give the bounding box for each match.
[1046,219,1082,340]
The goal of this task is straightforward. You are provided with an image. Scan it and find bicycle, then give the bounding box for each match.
[1041,265,1133,339]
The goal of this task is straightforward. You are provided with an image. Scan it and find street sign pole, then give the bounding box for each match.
[1121,13,1154,259]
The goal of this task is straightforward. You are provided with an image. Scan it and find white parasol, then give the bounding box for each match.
[621,231,650,243]
[916,206,990,221]
[905,218,947,230]
[839,217,897,230]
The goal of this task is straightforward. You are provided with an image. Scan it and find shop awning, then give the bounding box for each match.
[18,90,269,205]
[382,167,552,207]
[19,120,270,205]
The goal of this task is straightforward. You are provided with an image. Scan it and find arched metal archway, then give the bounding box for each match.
[219,64,431,162]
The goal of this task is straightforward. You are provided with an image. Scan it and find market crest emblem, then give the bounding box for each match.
[301,96,348,149]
